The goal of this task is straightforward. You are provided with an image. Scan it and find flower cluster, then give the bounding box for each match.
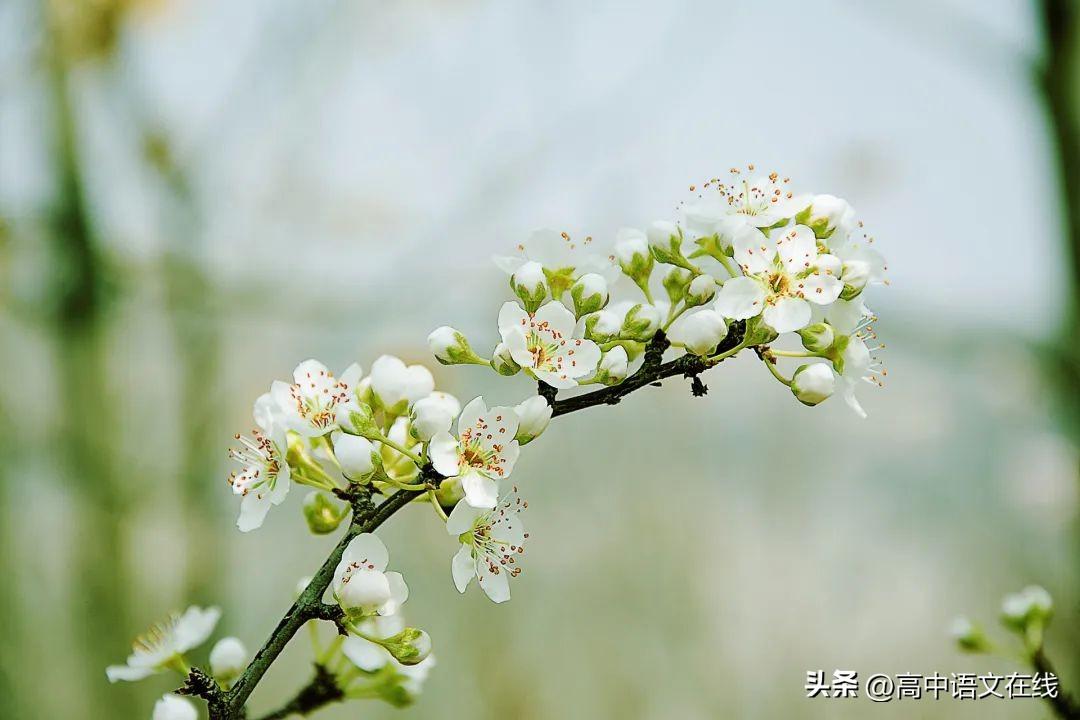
[109,168,889,718]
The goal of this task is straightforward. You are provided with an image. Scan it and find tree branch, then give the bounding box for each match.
[1034,649,1080,720]
[250,664,344,720]
[207,320,751,718]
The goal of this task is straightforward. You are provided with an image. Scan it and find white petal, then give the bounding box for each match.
[173,606,221,652]
[106,664,156,683]
[458,396,487,434]
[461,470,498,509]
[342,637,390,672]
[533,301,576,339]
[533,367,578,389]
[477,565,511,603]
[429,432,460,477]
[446,500,483,535]
[497,301,530,336]
[731,226,775,275]
[292,359,331,387]
[503,327,534,368]
[775,225,817,275]
[713,277,766,320]
[799,271,843,306]
[378,571,409,616]
[492,255,525,274]
[237,492,273,532]
[762,296,811,333]
[451,545,475,593]
[342,533,389,572]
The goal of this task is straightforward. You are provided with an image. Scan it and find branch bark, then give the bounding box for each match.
[1034,649,1080,720]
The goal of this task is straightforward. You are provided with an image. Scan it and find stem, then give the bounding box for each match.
[761,354,792,387]
[377,435,424,466]
[770,349,814,358]
[202,323,753,718]
[1033,649,1080,720]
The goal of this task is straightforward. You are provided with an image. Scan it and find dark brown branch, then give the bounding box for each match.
[250,665,344,720]
[1034,649,1080,720]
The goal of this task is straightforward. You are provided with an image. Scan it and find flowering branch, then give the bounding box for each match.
[108,169,890,720]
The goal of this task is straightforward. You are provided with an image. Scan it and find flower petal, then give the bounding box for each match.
[533,301,576,339]
[461,469,498,509]
[446,500,483,535]
[763,296,811,333]
[429,432,461,477]
[477,564,511,603]
[451,545,475,593]
[713,276,767,320]
[342,637,389,672]
[731,226,775,275]
[342,533,389,573]
[775,225,817,276]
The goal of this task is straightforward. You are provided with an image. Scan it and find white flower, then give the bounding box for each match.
[333,534,408,617]
[271,360,363,437]
[583,309,621,342]
[513,395,552,445]
[490,341,521,376]
[228,393,292,532]
[493,228,618,283]
[679,169,811,239]
[369,355,435,412]
[686,274,717,305]
[668,309,727,356]
[614,228,650,268]
[617,302,662,341]
[510,260,548,311]
[498,301,601,389]
[570,272,609,316]
[410,391,461,441]
[427,326,484,365]
[107,606,221,683]
[430,397,520,509]
[330,430,379,479]
[789,363,835,406]
[825,301,885,418]
[832,225,887,297]
[209,637,248,682]
[595,345,628,385]
[447,491,527,603]
[152,695,197,720]
[805,194,856,238]
[714,224,842,332]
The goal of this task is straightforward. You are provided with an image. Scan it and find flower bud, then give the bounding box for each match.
[742,314,779,346]
[490,342,521,376]
[614,228,653,288]
[798,322,835,354]
[370,356,435,414]
[619,304,661,341]
[685,274,717,307]
[410,392,460,441]
[153,695,197,720]
[209,637,248,683]
[594,346,628,385]
[570,272,609,317]
[662,267,692,305]
[338,570,392,612]
[381,628,432,666]
[514,396,552,445]
[802,194,853,239]
[510,260,547,312]
[949,617,990,654]
[427,326,485,366]
[584,310,621,343]
[303,491,348,534]
[647,220,693,270]
[790,363,835,406]
[1001,585,1053,631]
[331,430,379,479]
[839,259,870,300]
[669,310,727,356]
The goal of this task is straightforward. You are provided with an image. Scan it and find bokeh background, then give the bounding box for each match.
[2,1,1079,718]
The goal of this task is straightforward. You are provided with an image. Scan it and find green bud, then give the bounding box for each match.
[593,346,628,385]
[1001,586,1053,633]
[511,261,547,312]
[614,228,654,291]
[789,363,835,406]
[346,404,382,441]
[543,266,577,299]
[685,274,717,307]
[570,272,609,317]
[427,326,485,365]
[381,628,432,666]
[647,221,695,271]
[619,304,661,341]
[743,314,779,346]
[584,310,621,343]
[303,491,347,534]
[798,322,835,354]
[950,617,990,654]
[662,267,692,305]
[490,342,521,376]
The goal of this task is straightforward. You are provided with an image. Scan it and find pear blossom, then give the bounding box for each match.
[493,228,619,283]
[228,393,292,532]
[790,363,835,406]
[490,341,521,376]
[498,301,601,389]
[513,395,552,445]
[583,309,621,343]
[510,260,548,311]
[570,272,609,316]
[369,355,435,412]
[803,193,856,239]
[106,606,221,682]
[333,533,409,617]
[152,695,197,720]
[331,429,379,479]
[410,391,461,441]
[271,360,363,437]
[427,326,484,365]
[825,300,885,418]
[447,490,527,603]
[343,615,408,671]
[829,223,887,297]
[430,397,520,509]
[679,168,811,239]
[714,224,842,333]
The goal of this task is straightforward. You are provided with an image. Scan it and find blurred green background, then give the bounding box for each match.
[2,1,1079,718]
